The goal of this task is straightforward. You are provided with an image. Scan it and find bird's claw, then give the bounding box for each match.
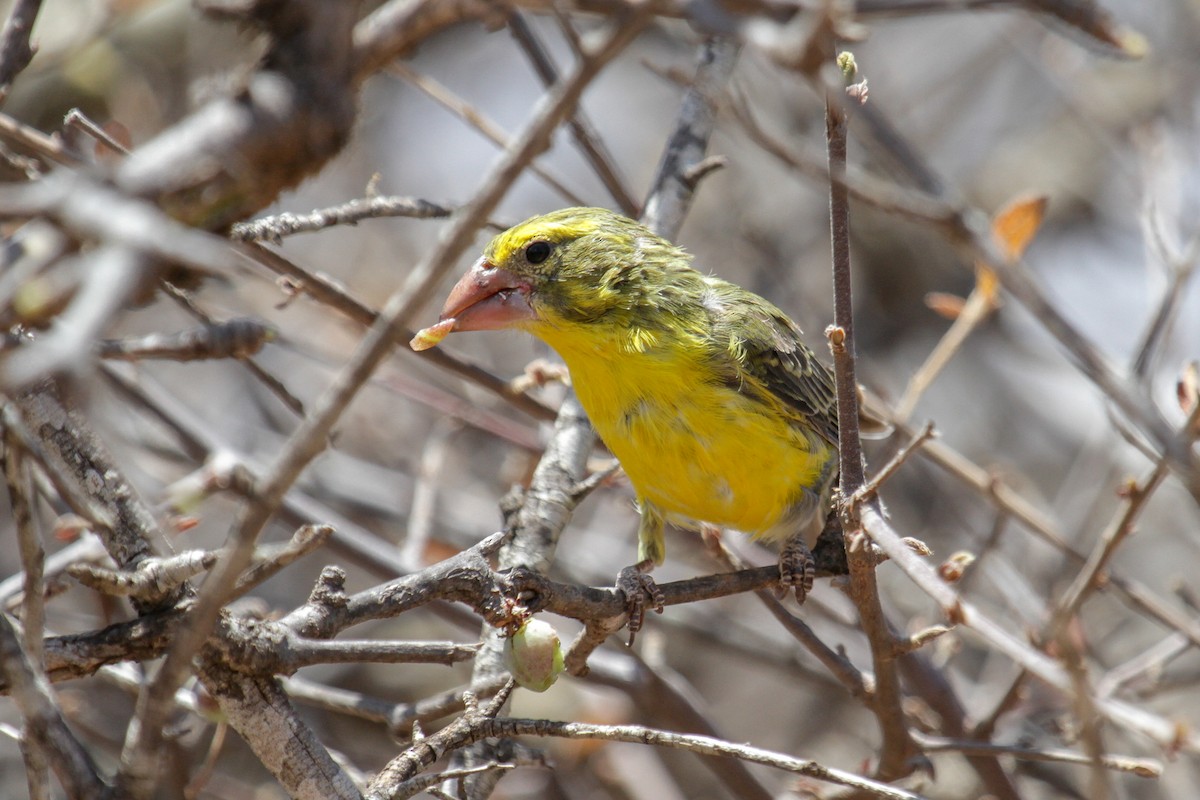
[616,560,664,644]
[778,538,815,603]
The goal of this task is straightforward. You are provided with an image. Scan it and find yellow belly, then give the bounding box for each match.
[549,328,833,538]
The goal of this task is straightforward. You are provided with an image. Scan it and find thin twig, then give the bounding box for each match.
[913,732,1161,777]
[388,62,588,208]
[400,418,458,572]
[894,276,1001,422]
[857,502,1199,753]
[2,429,50,798]
[163,283,306,415]
[856,421,936,502]
[913,428,1200,653]
[0,111,82,166]
[2,429,43,664]
[709,537,870,700]
[234,241,557,423]
[230,195,453,243]
[0,0,42,96]
[473,716,928,800]
[506,8,640,215]
[825,51,917,780]
[1047,458,1173,635]
[96,319,276,363]
[641,37,739,239]
[63,108,131,156]
[582,643,777,800]
[0,614,108,798]
[235,524,335,595]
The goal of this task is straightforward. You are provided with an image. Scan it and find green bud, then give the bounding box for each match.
[836,51,857,81]
[504,618,564,692]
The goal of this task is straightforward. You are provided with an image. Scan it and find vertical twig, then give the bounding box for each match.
[2,430,49,799]
[1060,632,1112,800]
[825,51,917,781]
[0,0,43,98]
[641,37,739,240]
[399,418,459,572]
[454,396,596,799]
[2,430,43,665]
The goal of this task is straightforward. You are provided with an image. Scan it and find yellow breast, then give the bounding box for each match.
[539,322,834,539]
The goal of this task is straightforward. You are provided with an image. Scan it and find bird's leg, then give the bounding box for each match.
[778,534,816,603]
[777,466,839,602]
[616,559,665,644]
[615,503,668,643]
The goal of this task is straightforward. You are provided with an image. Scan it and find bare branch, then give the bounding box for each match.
[378,711,931,800]
[387,62,589,208]
[825,50,919,780]
[914,732,1161,778]
[641,37,739,239]
[67,551,217,603]
[0,0,42,97]
[96,319,276,363]
[505,8,640,215]
[12,384,173,612]
[231,195,453,243]
[0,614,107,798]
[234,241,558,422]
[858,502,1200,753]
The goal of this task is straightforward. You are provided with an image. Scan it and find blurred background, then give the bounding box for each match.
[1,1,1199,798]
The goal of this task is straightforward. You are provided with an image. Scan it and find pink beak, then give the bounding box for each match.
[438,258,536,332]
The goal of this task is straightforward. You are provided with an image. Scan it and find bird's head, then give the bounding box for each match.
[411,207,692,350]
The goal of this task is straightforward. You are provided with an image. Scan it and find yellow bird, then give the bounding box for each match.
[413,208,840,626]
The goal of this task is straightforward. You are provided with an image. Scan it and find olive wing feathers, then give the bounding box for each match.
[708,280,840,446]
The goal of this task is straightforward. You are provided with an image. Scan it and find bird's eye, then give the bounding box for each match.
[525,241,552,265]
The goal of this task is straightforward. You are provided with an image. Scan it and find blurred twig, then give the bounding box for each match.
[63,108,130,157]
[506,8,640,216]
[913,732,1161,778]
[0,0,42,99]
[159,284,304,416]
[0,613,107,798]
[388,63,590,208]
[235,241,558,422]
[710,539,872,701]
[642,37,739,239]
[857,502,1200,753]
[853,0,1146,58]
[2,423,49,798]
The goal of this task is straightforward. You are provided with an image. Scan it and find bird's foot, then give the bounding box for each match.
[778,537,815,603]
[616,559,664,645]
